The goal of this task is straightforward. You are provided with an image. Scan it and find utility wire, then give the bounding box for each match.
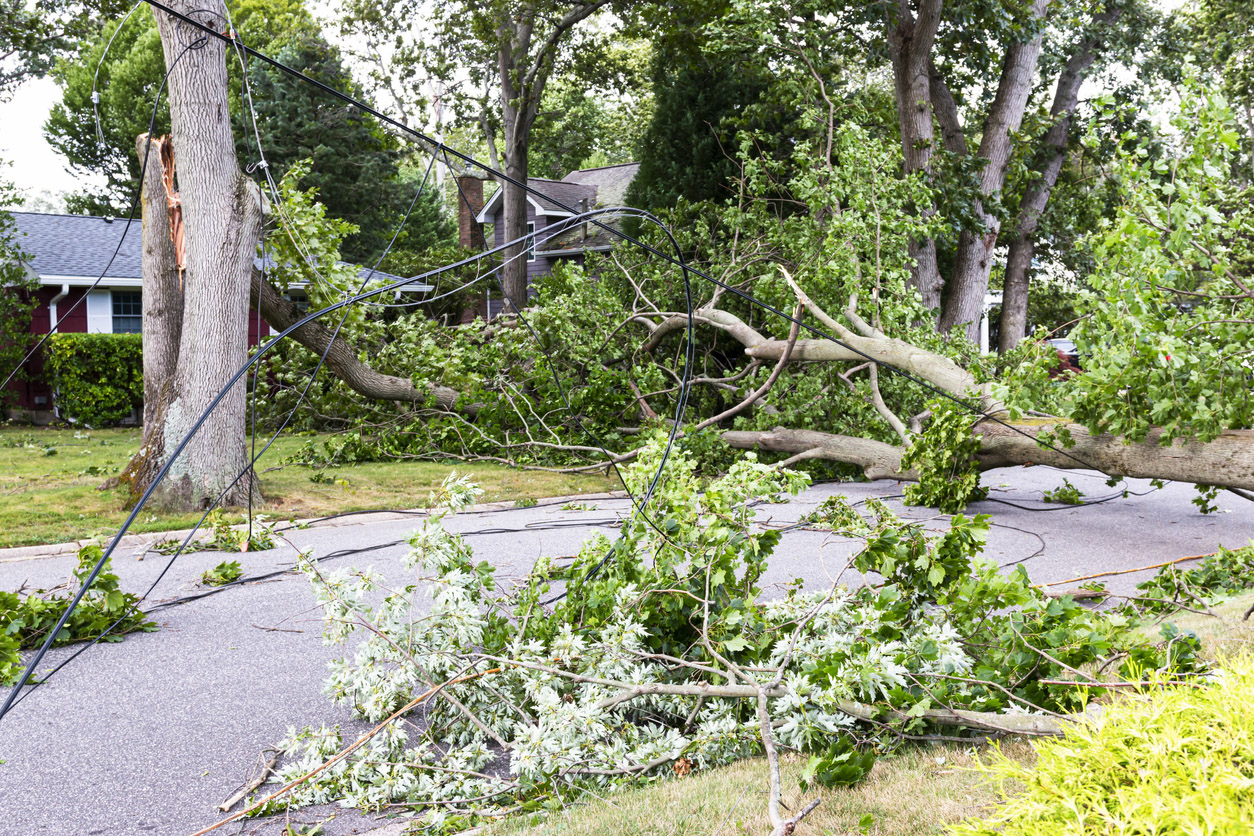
[0,208,675,721]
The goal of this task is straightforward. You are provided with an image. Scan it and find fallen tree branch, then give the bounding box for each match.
[249,269,475,415]
[186,667,500,836]
[721,421,1254,491]
[218,749,278,812]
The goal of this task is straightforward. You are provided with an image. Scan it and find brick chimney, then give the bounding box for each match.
[456,175,485,250]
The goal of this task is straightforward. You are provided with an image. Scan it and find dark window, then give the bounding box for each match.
[112,291,142,334]
[284,290,310,313]
[527,221,536,262]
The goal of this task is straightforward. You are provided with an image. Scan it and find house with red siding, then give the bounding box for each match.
[3,211,424,421]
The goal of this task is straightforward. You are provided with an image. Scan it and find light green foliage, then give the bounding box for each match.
[43,333,143,427]
[265,160,361,316]
[0,543,156,685]
[152,509,276,555]
[1117,541,1254,618]
[901,400,988,514]
[201,560,244,587]
[1042,479,1084,505]
[948,652,1254,836]
[274,450,1199,825]
[1066,80,1254,445]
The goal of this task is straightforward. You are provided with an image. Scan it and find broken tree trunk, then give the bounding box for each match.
[111,134,186,498]
[127,0,263,510]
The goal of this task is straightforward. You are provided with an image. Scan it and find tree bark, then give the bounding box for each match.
[721,423,1254,491]
[248,269,472,413]
[497,16,534,312]
[936,0,1049,342]
[886,0,945,311]
[136,0,262,510]
[111,134,185,497]
[998,8,1120,352]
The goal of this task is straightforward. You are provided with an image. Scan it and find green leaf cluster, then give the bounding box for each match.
[901,399,988,514]
[0,543,156,685]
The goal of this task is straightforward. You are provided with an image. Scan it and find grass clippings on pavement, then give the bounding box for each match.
[0,426,617,548]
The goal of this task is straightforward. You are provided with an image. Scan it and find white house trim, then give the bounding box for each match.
[39,274,143,287]
[474,189,574,224]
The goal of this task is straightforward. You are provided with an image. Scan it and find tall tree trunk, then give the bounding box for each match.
[998,7,1119,352]
[498,18,534,312]
[886,0,945,312]
[131,0,263,510]
[936,0,1048,342]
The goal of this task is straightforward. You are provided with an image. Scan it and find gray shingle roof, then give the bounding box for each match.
[8,211,421,289]
[563,162,640,208]
[527,178,598,214]
[11,212,143,279]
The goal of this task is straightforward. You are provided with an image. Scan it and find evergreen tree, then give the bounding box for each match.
[241,36,448,262]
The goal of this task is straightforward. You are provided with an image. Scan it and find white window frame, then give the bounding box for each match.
[526,221,536,262]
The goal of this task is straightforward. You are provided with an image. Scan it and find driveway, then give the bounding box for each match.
[0,467,1249,836]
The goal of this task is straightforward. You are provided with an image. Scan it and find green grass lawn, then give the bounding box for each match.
[0,425,618,548]
[493,742,1036,836]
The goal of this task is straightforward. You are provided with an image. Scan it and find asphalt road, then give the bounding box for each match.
[0,467,1250,836]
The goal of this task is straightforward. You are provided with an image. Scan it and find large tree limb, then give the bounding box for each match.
[722,422,1254,492]
[248,269,472,415]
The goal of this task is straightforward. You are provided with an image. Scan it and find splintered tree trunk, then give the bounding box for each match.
[112,134,185,496]
[127,0,264,510]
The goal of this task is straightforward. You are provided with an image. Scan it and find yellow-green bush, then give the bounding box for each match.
[951,654,1254,835]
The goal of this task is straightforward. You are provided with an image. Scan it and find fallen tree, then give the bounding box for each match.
[247,451,1207,832]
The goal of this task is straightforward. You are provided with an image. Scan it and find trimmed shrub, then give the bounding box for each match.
[950,652,1254,835]
[44,333,143,427]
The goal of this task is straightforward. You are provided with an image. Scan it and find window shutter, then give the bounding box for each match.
[86,290,113,334]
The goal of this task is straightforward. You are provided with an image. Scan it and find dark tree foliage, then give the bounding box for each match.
[0,0,133,99]
[0,171,39,406]
[42,0,450,262]
[240,35,449,262]
[625,49,765,210]
[45,0,318,214]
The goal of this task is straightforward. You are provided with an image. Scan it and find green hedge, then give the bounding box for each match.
[44,333,143,427]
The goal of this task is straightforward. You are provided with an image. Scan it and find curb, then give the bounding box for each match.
[0,490,629,564]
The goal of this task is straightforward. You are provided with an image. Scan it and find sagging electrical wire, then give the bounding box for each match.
[133,0,1139,495]
[91,1,145,149]
[0,206,692,721]
[3,0,1190,718]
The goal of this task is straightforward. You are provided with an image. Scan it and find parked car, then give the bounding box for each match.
[1046,337,1081,369]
